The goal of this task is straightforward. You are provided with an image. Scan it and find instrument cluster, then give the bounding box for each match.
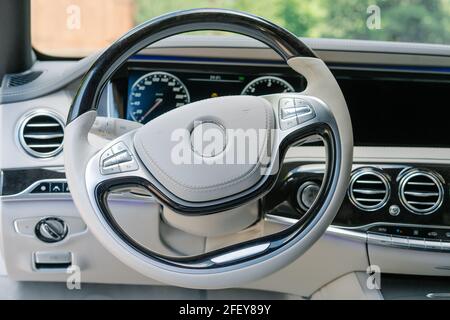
[123,66,304,124]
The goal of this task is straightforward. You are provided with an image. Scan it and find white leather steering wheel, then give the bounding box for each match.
[64,9,353,289]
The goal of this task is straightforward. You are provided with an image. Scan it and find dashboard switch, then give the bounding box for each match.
[119,160,139,173]
[14,219,36,236]
[279,98,295,109]
[101,148,114,161]
[103,156,118,168]
[294,98,308,106]
[100,143,138,175]
[115,151,133,163]
[280,117,298,130]
[279,98,315,130]
[280,107,297,120]
[296,106,315,124]
[296,181,320,211]
[50,182,64,193]
[35,217,68,243]
[101,164,121,175]
[31,182,50,193]
[111,142,128,155]
[389,205,401,216]
[34,252,72,270]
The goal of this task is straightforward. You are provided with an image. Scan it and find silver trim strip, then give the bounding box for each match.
[211,243,270,264]
[0,179,69,201]
[265,214,367,242]
[267,214,450,252]
[333,221,450,232]
[326,226,368,242]
[426,293,450,299]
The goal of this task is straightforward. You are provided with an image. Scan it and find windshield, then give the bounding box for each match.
[31,0,450,57]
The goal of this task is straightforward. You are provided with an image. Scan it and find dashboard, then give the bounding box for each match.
[2,36,450,297]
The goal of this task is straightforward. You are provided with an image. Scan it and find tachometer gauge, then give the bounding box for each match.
[128,71,190,123]
[241,76,294,96]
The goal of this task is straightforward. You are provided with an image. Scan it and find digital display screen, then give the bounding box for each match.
[126,69,304,123]
[337,77,450,147]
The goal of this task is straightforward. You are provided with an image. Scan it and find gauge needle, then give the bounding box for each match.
[140,98,163,122]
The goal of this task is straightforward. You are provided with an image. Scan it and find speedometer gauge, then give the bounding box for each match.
[241,76,294,96]
[128,71,190,123]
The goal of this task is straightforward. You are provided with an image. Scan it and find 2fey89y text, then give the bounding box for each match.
[179,304,271,317]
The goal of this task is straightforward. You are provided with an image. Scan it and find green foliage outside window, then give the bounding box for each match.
[134,0,450,44]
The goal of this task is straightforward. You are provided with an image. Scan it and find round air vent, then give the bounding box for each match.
[348,168,390,212]
[19,111,64,158]
[399,169,444,215]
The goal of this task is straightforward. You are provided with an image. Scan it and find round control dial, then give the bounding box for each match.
[35,217,68,243]
[297,181,320,211]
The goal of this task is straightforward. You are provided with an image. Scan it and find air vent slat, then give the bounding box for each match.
[352,189,386,195]
[26,123,61,128]
[353,180,383,184]
[8,71,42,87]
[403,191,439,197]
[19,112,64,158]
[406,201,438,206]
[348,169,390,212]
[27,144,62,148]
[23,133,64,139]
[354,198,385,202]
[406,182,435,186]
[399,170,444,215]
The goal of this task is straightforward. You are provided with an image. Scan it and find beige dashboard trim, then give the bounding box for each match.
[138,35,450,67]
[140,46,450,68]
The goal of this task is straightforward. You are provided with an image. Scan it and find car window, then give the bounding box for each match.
[31,0,450,57]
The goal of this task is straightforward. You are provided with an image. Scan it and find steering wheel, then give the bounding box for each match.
[65,9,353,289]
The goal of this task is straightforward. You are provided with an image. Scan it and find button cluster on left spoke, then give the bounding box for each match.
[100,142,139,175]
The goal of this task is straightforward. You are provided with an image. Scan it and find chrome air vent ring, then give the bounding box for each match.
[399,169,444,215]
[348,168,391,212]
[18,110,65,158]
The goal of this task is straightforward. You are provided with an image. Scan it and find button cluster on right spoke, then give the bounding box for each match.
[279,98,315,130]
[100,142,139,175]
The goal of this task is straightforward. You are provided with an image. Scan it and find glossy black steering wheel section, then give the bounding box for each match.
[67,8,317,123]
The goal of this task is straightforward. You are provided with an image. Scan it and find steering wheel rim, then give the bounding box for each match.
[65,9,353,289]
